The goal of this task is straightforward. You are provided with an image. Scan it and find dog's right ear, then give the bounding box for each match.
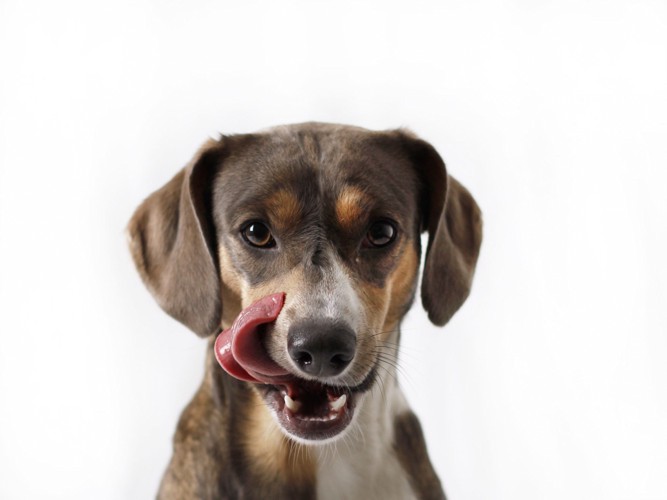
[127,139,225,337]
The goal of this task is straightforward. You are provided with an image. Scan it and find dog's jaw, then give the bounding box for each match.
[260,384,360,445]
[255,362,379,444]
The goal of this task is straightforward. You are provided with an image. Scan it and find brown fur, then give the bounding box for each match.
[384,243,421,331]
[127,123,483,499]
[242,390,316,484]
[393,411,446,500]
[267,189,304,231]
[335,185,370,231]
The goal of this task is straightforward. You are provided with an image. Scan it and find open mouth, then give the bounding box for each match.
[214,293,374,441]
[260,365,376,441]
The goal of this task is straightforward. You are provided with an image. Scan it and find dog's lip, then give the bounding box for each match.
[214,292,291,384]
[277,364,377,398]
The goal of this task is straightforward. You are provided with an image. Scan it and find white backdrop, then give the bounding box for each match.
[1,1,666,499]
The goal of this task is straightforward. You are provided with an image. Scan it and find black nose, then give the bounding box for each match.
[287,320,356,377]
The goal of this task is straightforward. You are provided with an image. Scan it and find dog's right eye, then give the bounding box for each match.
[241,222,276,248]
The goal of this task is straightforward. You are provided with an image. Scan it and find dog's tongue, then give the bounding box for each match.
[214,293,290,384]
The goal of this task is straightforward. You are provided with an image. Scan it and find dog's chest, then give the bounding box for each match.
[315,444,413,500]
[313,389,415,500]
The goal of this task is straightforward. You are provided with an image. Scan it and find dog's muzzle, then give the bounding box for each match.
[214,293,371,442]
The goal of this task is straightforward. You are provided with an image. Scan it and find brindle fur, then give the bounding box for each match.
[127,123,482,499]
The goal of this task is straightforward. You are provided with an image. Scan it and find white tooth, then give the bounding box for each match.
[284,395,300,412]
[329,394,347,411]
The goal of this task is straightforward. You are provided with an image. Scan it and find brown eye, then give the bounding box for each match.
[365,221,396,248]
[242,222,275,248]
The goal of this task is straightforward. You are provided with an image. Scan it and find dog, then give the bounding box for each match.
[127,122,482,499]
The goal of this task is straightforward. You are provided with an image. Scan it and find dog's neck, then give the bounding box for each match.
[313,358,415,499]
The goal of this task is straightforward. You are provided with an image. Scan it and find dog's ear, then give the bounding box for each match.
[127,139,225,337]
[401,133,483,326]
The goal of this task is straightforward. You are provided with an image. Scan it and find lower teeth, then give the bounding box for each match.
[282,393,347,414]
[295,413,339,422]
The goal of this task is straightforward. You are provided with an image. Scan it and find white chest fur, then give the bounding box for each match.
[314,384,415,500]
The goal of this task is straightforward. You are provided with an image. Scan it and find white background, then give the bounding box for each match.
[1,1,666,499]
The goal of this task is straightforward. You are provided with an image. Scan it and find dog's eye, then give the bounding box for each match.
[365,221,396,248]
[242,222,275,248]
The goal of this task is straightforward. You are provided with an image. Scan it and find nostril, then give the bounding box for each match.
[295,351,313,367]
[330,353,352,369]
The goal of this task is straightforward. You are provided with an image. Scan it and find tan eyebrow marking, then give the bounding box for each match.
[335,186,371,230]
[266,189,303,229]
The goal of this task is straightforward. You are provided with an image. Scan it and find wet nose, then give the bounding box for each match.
[287,320,356,378]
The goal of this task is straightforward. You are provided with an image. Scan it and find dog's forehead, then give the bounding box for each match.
[214,126,419,225]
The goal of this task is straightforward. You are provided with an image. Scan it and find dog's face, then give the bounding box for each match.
[212,126,423,441]
[128,123,482,443]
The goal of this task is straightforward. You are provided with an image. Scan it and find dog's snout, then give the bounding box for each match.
[287,320,356,378]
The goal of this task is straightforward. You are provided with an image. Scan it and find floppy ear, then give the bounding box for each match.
[127,139,225,337]
[403,135,483,326]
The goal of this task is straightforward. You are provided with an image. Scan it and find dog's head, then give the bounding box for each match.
[128,123,482,443]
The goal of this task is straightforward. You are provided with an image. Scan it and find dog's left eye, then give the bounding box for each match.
[365,221,396,248]
[241,222,275,248]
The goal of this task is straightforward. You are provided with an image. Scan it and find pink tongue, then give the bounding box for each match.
[214,293,290,384]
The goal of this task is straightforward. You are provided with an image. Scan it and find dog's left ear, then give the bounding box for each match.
[399,132,483,326]
[127,139,225,337]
